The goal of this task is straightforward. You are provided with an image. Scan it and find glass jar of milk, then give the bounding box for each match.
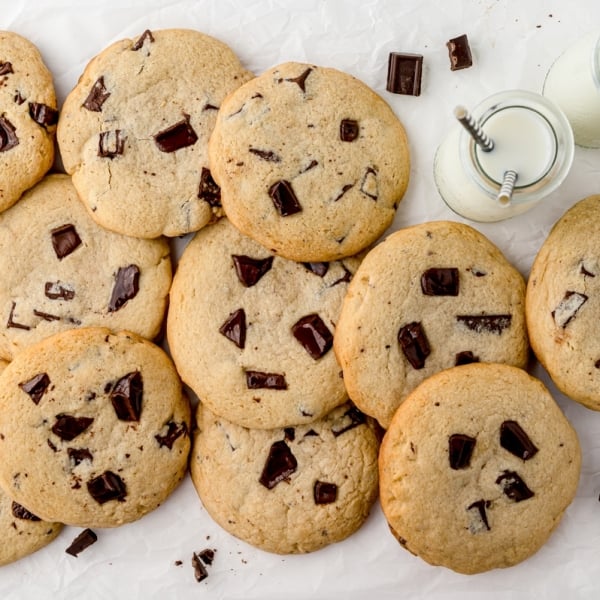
[543,32,600,148]
[433,90,574,222]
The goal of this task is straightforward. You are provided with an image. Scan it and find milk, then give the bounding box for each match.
[434,90,574,222]
[543,32,600,148]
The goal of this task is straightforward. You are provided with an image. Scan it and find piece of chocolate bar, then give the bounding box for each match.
[386,52,423,96]
[447,34,473,71]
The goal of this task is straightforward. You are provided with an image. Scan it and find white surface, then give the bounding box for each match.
[3,1,600,598]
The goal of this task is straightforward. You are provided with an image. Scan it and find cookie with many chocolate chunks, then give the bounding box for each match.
[58,28,253,238]
[167,218,360,429]
[208,61,410,261]
[0,328,190,527]
[379,363,581,574]
[0,31,57,214]
[191,401,379,554]
[334,221,528,428]
[0,359,63,566]
[526,196,600,410]
[0,174,171,360]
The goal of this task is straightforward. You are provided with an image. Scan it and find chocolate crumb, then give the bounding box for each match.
[192,552,209,582]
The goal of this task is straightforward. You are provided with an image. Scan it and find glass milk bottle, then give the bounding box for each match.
[543,32,600,148]
[433,90,574,222]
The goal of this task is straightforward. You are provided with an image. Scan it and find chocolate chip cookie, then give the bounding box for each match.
[208,61,410,261]
[0,31,57,213]
[0,174,171,360]
[58,28,253,238]
[191,401,379,554]
[167,218,360,429]
[0,327,191,527]
[379,363,581,574]
[334,221,529,428]
[527,195,600,410]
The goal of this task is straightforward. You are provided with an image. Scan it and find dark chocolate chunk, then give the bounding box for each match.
[283,67,313,92]
[552,291,588,329]
[448,434,476,469]
[245,370,287,390]
[269,180,302,216]
[340,119,359,142]
[0,115,19,152]
[313,480,337,505]
[155,421,188,450]
[12,502,41,521]
[330,265,353,287]
[284,427,295,442]
[332,406,367,437]
[467,499,491,532]
[292,314,333,360]
[455,351,479,366]
[360,167,378,200]
[0,62,13,75]
[132,29,155,51]
[98,130,125,158]
[110,371,143,421]
[303,262,329,277]
[68,447,94,466]
[421,267,459,296]
[259,440,298,489]
[51,414,94,441]
[219,308,246,349]
[87,471,127,504]
[332,183,354,202]
[198,167,221,207]
[33,309,60,321]
[456,314,512,334]
[398,322,430,369]
[232,254,274,287]
[51,224,82,259]
[14,91,26,105]
[500,421,538,461]
[7,302,30,330]
[28,102,58,129]
[153,116,197,153]
[47,439,58,452]
[65,528,98,557]
[386,52,423,96]
[19,372,50,404]
[45,281,75,300]
[249,147,281,162]
[198,548,215,565]
[108,265,140,312]
[446,34,473,71]
[496,470,534,502]
[82,76,111,112]
[192,552,209,582]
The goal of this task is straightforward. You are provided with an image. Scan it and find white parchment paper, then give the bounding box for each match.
[2,1,600,598]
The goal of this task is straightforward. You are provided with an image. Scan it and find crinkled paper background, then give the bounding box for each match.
[2,1,600,598]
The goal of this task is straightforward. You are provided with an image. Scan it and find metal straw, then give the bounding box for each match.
[454,105,494,152]
[496,170,518,205]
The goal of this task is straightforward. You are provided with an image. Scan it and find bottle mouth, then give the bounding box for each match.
[460,90,574,206]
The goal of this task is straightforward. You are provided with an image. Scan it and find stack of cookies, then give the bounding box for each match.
[0,26,584,576]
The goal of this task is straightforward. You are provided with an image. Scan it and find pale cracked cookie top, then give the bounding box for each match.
[167,218,360,429]
[0,328,191,528]
[379,363,581,575]
[0,359,63,566]
[191,401,379,554]
[0,174,171,360]
[58,28,253,238]
[0,31,57,213]
[527,195,600,410]
[208,61,410,262]
[334,221,529,429]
